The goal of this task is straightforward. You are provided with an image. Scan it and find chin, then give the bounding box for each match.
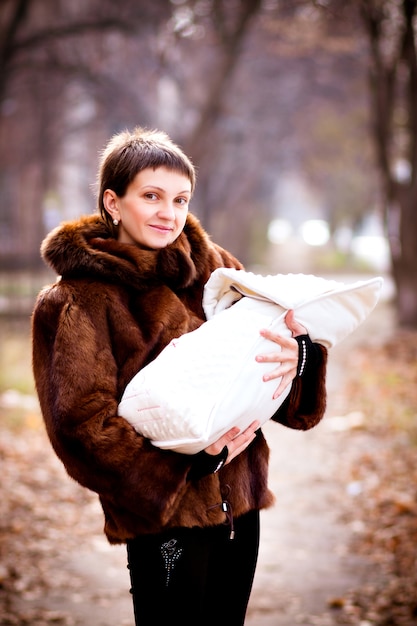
[141,237,175,250]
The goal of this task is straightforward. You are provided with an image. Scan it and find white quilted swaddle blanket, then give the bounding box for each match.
[118,270,383,454]
[203,269,384,349]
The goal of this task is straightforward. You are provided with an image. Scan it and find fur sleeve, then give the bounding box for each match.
[31,283,196,530]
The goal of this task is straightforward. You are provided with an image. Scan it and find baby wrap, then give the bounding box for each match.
[118,270,383,453]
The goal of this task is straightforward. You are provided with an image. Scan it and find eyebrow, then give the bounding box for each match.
[142,185,191,194]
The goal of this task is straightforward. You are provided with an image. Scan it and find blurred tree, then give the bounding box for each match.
[0,0,173,267]
[273,3,377,237]
[158,0,264,252]
[0,0,379,276]
[357,0,417,327]
[299,104,378,234]
[164,1,376,260]
[0,0,172,101]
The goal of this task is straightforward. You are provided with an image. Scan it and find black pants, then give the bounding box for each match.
[126,509,260,626]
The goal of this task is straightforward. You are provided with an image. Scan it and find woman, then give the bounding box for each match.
[32,127,327,626]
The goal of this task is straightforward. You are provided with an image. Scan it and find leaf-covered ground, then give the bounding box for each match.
[0,325,416,625]
[0,406,104,625]
[332,330,417,626]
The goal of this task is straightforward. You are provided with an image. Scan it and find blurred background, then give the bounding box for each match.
[1,0,416,326]
[1,2,417,624]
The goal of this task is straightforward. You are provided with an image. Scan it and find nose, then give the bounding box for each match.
[159,200,176,220]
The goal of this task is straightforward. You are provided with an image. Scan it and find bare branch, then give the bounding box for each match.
[185,0,262,163]
[11,19,137,54]
[0,0,31,97]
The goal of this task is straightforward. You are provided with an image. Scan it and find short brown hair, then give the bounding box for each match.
[97,127,196,232]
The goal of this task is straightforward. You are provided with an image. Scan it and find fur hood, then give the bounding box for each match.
[32,212,327,544]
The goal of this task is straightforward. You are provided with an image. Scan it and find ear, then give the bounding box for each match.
[103,189,120,221]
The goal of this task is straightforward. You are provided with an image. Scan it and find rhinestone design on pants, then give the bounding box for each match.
[160,538,183,586]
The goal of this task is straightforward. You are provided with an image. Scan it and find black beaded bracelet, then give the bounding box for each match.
[294,334,310,377]
[187,445,229,481]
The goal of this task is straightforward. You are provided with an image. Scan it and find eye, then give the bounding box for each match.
[175,196,189,206]
[145,192,158,200]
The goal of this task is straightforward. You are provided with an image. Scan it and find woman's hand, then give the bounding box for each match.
[204,420,260,465]
[256,309,307,399]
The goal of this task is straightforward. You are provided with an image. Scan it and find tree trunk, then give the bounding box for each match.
[0,0,31,103]
[389,181,417,327]
[183,0,262,233]
[360,0,417,328]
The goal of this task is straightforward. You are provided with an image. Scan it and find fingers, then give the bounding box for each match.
[256,329,298,368]
[204,426,240,456]
[272,372,295,399]
[226,421,260,463]
[264,361,297,399]
[285,309,308,337]
[204,421,260,462]
[258,326,292,347]
[257,321,300,398]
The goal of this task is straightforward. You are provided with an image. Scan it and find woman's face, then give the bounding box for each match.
[104,166,192,249]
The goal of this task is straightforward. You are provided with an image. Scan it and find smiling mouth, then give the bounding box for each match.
[150,224,174,232]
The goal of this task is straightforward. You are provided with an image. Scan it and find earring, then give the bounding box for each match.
[113,219,119,226]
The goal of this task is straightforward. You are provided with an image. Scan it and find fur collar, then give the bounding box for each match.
[41,213,217,291]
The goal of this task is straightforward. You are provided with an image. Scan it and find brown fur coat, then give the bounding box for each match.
[32,213,327,544]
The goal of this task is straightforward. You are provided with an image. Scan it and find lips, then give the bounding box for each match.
[150,224,174,233]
